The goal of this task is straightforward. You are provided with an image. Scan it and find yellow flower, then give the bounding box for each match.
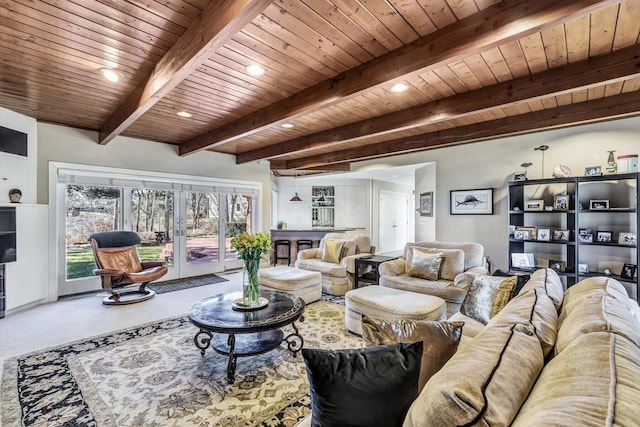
[230,232,271,260]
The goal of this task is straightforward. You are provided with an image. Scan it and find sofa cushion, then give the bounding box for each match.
[361,315,463,391]
[380,274,468,304]
[560,276,632,324]
[403,241,485,271]
[302,342,423,427]
[555,292,640,355]
[518,268,564,310]
[512,332,640,427]
[460,275,516,324]
[449,311,485,339]
[404,323,544,427]
[321,239,344,263]
[406,248,444,280]
[406,246,464,281]
[488,287,558,357]
[295,258,347,278]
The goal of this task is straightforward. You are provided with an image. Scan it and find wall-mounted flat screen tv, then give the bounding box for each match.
[0,207,17,263]
[0,125,28,157]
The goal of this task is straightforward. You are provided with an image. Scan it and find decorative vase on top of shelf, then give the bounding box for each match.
[230,232,271,310]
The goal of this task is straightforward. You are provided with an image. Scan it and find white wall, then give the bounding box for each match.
[36,123,272,228]
[353,116,640,271]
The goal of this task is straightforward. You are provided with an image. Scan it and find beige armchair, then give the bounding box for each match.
[379,241,488,316]
[295,233,374,296]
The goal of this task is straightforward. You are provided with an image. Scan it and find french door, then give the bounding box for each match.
[57,164,260,296]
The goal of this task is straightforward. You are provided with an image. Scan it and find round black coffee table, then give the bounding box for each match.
[188,290,305,383]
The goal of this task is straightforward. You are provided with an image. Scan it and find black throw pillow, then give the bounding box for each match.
[302,342,423,427]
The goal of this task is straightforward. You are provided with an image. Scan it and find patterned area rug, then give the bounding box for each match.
[148,273,229,294]
[1,300,361,426]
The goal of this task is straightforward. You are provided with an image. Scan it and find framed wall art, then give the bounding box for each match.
[419,191,433,217]
[450,188,493,215]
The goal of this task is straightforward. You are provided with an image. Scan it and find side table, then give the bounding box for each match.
[354,255,399,288]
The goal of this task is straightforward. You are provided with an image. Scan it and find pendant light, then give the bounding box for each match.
[289,171,303,202]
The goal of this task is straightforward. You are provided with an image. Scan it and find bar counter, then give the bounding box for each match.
[270,228,356,264]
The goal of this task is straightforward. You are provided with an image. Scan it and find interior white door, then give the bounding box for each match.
[379,191,409,253]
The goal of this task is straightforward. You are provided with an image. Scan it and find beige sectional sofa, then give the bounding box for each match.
[404,268,640,426]
[379,241,488,316]
[295,233,374,296]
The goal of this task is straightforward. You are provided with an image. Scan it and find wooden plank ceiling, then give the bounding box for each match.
[1,0,639,174]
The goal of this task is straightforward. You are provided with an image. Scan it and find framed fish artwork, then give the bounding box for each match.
[450,188,494,215]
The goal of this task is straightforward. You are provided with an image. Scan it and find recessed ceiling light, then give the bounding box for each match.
[390,83,408,93]
[177,111,192,118]
[246,64,265,76]
[281,123,294,129]
[100,68,120,82]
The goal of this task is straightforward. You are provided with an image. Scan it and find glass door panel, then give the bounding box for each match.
[182,191,223,275]
[130,188,175,271]
[65,185,122,281]
[224,194,252,269]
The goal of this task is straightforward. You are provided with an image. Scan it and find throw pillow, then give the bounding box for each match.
[322,239,345,263]
[460,275,517,324]
[407,248,444,280]
[361,315,463,391]
[492,269,530,297]
[302,342,423,427]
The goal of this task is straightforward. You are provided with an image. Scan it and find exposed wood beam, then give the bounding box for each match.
[286,91,640,169]
[269,160,350,172]
[179,0,618,156]
[237,44,640,163]
[98,0,272,145]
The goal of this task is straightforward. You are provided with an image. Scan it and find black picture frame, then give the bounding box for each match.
[620,263,636,280]
[596,231,613,243]
[450,188,493,215]
[419,191,433,217]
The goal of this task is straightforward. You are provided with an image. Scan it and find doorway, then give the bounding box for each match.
[378,190,410,253]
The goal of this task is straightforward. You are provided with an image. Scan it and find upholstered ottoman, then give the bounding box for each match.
[259,266,322,304]
[345,286,446,335]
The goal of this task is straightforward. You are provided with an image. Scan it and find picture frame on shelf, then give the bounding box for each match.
[552,229,570,241]
[508,225,516,237]
[578,233,593,243]
[513,172,527,181]
[578,263,589,273]
[516,226,537,240]
[596,231,613,242]
[579,228,592,236]
[549,259,566,273]
[553,195,569,211]
[450,188,493,215]
[537,228,550,241]
[620,263,637,280]
[419,191,433,217]
[511,253,535,269]
[514,229,531,240]
[618,232,637,246]
[525,199,544,211]
[584,166,602,176]
[589,200,609,210]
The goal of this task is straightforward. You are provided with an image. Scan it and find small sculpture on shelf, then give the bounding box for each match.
[8,188,22,203]
[606,150,617,174]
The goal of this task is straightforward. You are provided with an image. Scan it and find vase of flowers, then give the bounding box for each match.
[231,231,271,308]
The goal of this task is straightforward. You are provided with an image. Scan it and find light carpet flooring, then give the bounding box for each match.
[0,271,243,364]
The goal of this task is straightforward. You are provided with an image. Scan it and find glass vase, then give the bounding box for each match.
[242,257,262,307]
